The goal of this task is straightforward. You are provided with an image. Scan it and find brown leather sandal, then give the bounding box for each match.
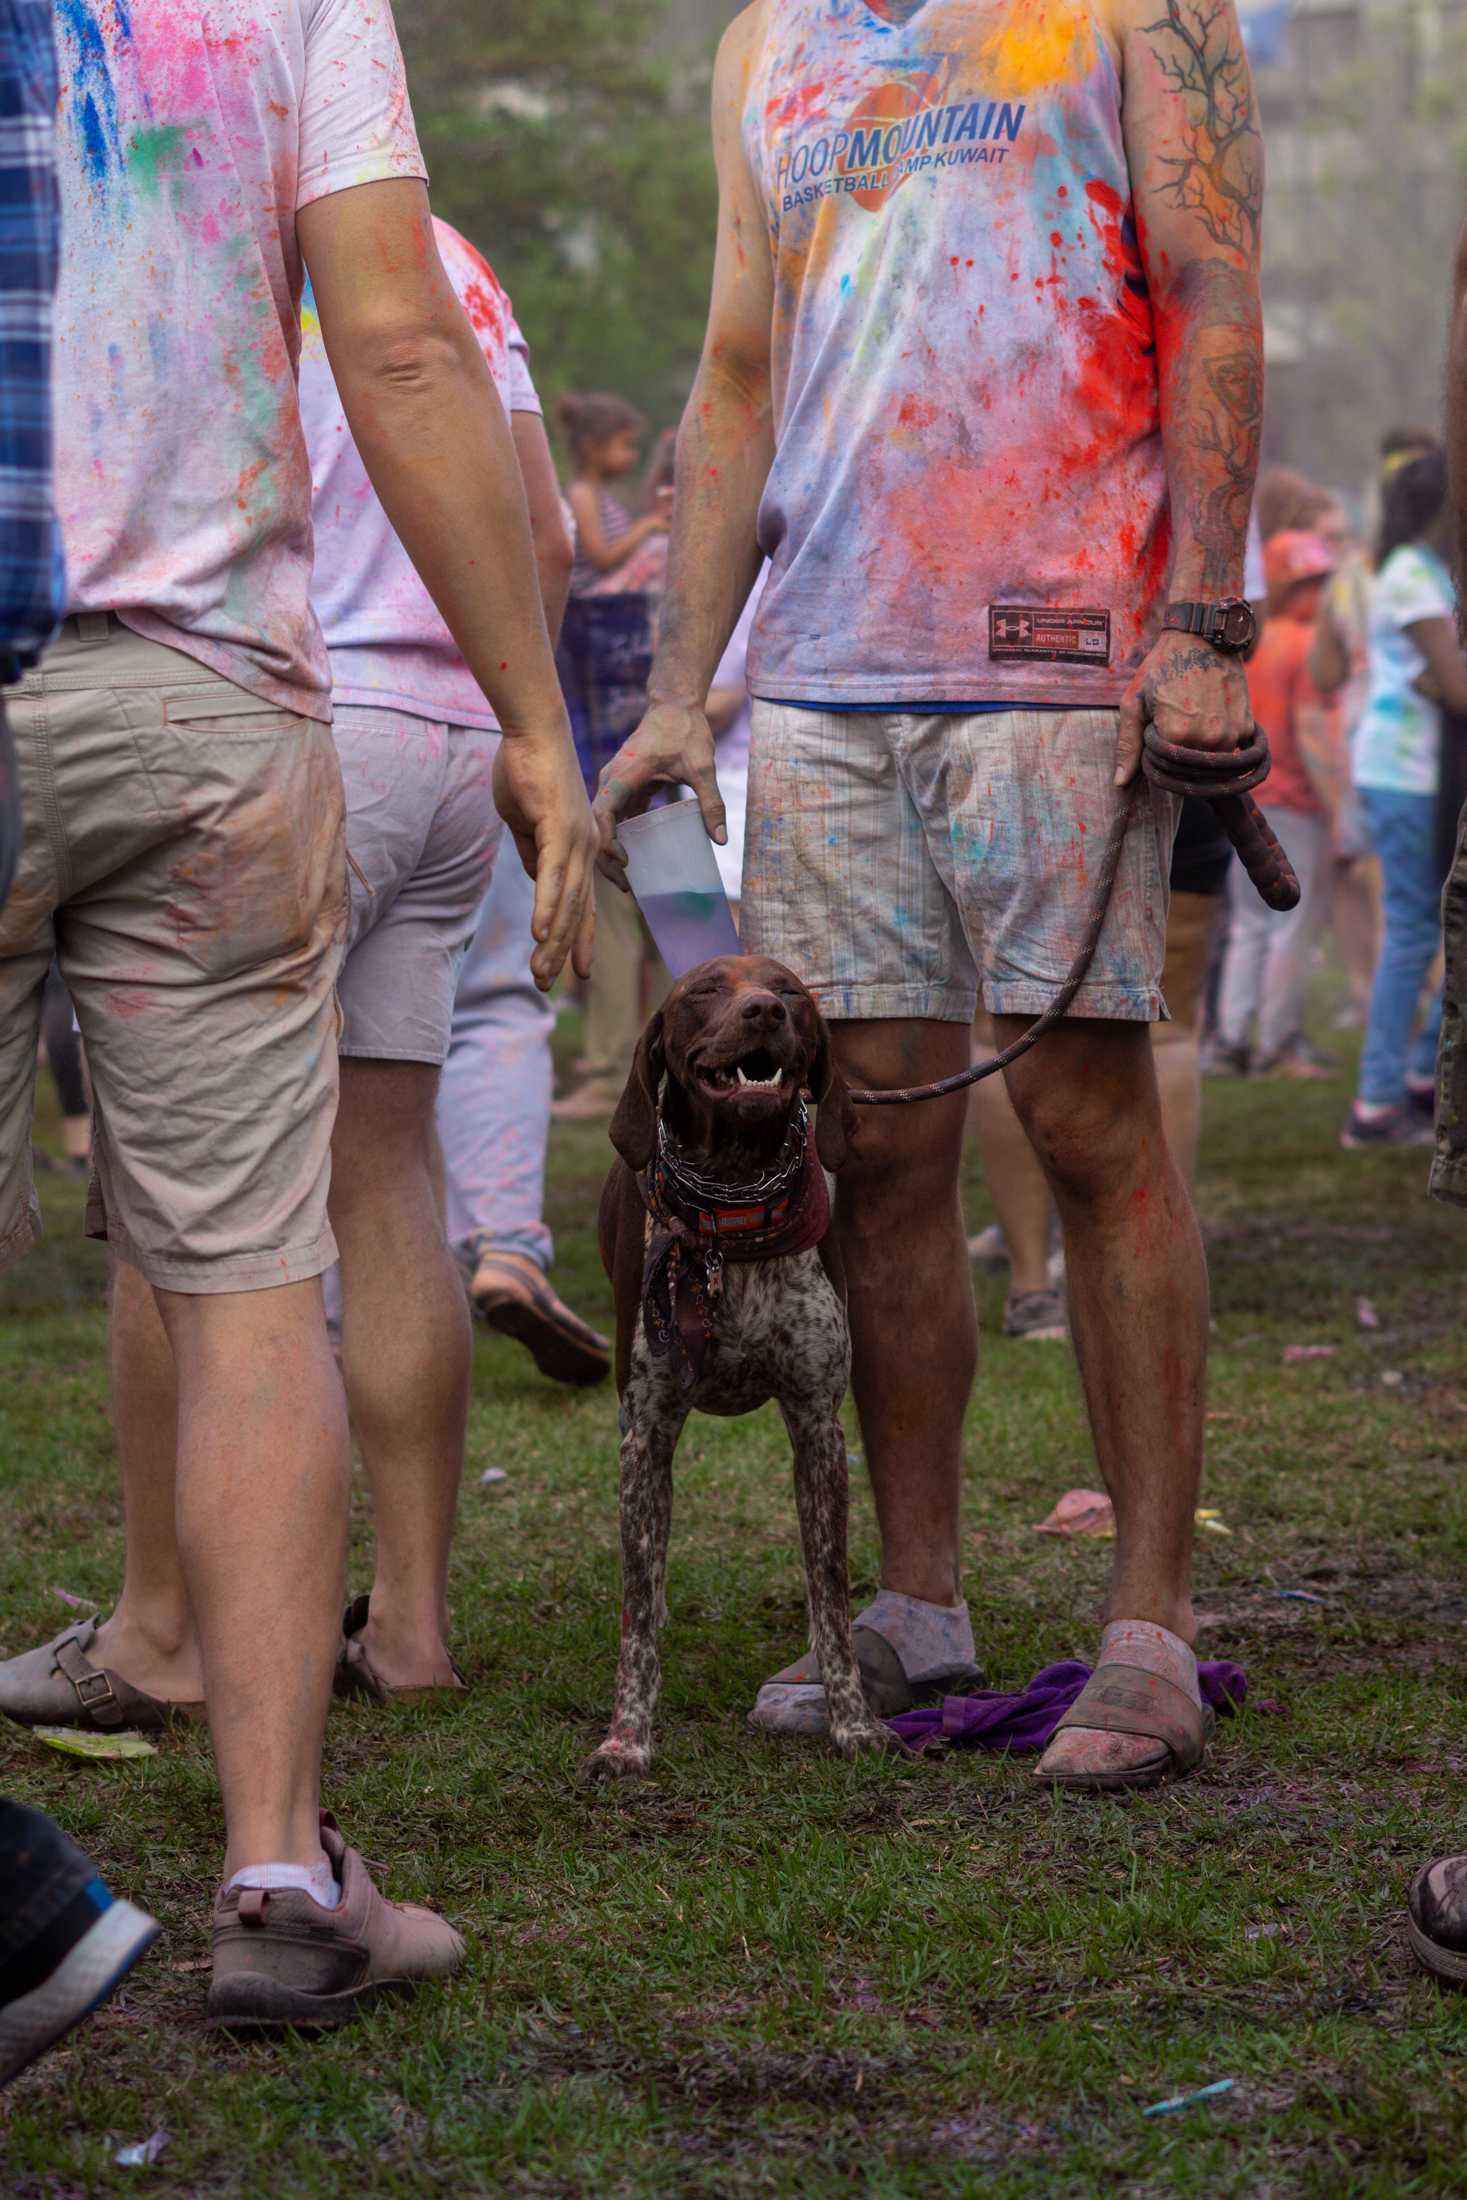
[332,1597,468,1708]
[0,1620,204,1734]
[469,1251,610,1389]
[1039,1661,1215,1792]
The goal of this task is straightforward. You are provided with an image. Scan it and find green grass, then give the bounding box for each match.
[4,990,1467,2196]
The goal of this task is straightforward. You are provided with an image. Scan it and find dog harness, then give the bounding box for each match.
[637,1100,830,1392]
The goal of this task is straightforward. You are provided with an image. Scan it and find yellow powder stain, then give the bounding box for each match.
[979,1,1097,95]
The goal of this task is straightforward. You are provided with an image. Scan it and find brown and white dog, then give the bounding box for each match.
[582,954,894,1778]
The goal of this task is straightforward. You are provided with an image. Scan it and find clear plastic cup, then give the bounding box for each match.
[617,798,741,977]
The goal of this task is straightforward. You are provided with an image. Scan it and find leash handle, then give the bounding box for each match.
[1140,727,1301,912]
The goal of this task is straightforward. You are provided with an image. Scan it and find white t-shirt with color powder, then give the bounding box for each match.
[52,0,426,721]
[1352,543,1455,797]
[300,219,540,731]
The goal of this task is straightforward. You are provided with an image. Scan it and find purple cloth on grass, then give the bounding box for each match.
[884,1659,1247,1753]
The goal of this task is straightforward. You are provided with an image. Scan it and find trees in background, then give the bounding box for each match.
[399,0,730,441]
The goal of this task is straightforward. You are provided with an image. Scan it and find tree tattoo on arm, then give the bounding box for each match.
[1143,0,1263,259]
[1190,338,1263,591]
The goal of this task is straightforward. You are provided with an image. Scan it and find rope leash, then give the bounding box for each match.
[848,726,1301,1108]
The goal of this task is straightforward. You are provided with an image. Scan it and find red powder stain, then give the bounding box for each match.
[965,258,974,268]
[499,660,508,671]
[1057,184,1069,198]
[460,277,506,344]
[897,394,938,428]
[1050,230,1063,246]
[235,457,267,512]
[765,78,827,127]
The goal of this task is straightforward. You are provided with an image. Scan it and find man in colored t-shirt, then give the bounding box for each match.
[596,0,1265,1790]
[0,1,595,2021]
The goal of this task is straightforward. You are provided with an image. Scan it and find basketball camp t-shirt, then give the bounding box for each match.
[300,218,541,729]
[742,0,1170,708]
[52,0,426,720]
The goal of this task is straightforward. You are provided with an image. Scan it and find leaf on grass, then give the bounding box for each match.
[1283,1344,1338,1363]
[33,1726,158,1762]
[1031,1489,1114,1537]
[51,1587,93,1610]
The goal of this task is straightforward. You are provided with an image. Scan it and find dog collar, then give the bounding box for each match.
[652,1098,811,1236]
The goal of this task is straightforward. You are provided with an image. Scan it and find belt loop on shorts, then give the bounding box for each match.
[70,612,113,647]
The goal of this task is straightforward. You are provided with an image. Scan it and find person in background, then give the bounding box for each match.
[0,0,161,2091]
[1406,212,1467,1991]
[589,428,677,602]
[0,0,595,2030]
[561,395,668,598]
[1312,432,1436,1029]
[1343,448,1467,1149]
[437,330,610,1389]
[1211,532,1338,1077]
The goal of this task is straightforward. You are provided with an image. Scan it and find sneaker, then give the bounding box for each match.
[1254,1039,1335,1081]
[1002,1288,1068,1341]
[1339,1103,1435,1151]
[208,1815,464,2033]
[0,1803,159,2086]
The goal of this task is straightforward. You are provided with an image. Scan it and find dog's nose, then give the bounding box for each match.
[740,992,787,1029]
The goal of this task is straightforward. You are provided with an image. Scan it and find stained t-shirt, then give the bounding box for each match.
[1352,544,1454,798]
[741,0,1169,709]
[52,0,425,720]
[300,218,539,729]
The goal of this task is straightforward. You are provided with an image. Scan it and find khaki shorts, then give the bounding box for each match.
[1152,888,1224,1049]
[334,706,500,1065]
[0,617,346,1293]
[743,704,1176,1024]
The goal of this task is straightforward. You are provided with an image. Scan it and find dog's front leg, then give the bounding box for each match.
[580,1406,684,1781]
[785,1409,897,1759]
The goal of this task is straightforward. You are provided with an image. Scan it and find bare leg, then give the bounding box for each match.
[158,1280,350,1875]
[785,1407,890,1755]
[329,1058,470,1690]
[830,1020,973,1608]
[997,1018,1207,1780]
[969,1008,1052,1297]
[582,1410,682,1779]
[89,1262,201,1703]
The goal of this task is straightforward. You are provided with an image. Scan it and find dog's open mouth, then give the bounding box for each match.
[697,1045,793,1099]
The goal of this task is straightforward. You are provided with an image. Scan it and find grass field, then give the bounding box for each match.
[3,996,1467,2197]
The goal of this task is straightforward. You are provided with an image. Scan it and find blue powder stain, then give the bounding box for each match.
[57,0,131,197]
[839,274,853,298]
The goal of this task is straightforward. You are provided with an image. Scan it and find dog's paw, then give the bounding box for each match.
[831,1718,909,1761]
[579,1736,652,1782]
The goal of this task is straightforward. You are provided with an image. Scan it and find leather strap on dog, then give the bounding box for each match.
[638,1116,830,1391]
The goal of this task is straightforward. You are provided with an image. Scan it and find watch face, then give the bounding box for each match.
[1220,601,1256,649]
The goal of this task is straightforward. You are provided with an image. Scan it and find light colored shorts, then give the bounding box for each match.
[334,706,500,1065]
[742,704,1177,1025]
[0,616,345,1293]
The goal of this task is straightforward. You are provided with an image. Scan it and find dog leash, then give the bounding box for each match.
[847,725,1300,1107]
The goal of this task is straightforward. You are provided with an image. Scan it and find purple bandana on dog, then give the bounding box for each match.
[885,1659,1248,1752]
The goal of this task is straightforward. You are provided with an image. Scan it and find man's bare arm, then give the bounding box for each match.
[512,411,574,646]
[594,4,776,846]
[297,182,593,984]
[1115,0,1264,779]
[1450,210,1467,602]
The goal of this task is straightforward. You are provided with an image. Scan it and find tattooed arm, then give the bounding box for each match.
[1113,0,1265,783]
[593,3,775,859]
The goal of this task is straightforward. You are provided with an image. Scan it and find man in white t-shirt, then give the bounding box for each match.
[0,2,595,2026]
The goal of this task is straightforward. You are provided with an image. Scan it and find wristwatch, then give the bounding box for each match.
[1163,598,1258,655]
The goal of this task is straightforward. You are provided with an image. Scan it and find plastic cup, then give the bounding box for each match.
[617,798,741,977]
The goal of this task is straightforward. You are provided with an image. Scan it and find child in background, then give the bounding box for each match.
[559,394,668,597]
[1212,531,1338,1077]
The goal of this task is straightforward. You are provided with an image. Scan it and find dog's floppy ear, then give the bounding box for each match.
[809,1011,858,1172]
[610,1011,666,1172]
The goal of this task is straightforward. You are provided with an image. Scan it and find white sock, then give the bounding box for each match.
[1100,1619,1201,1708]
[227,1853,340,1911]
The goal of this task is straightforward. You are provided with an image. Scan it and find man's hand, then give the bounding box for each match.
[493,734,598,988]
[1115,636,1253,786]
[592,701,727,885]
